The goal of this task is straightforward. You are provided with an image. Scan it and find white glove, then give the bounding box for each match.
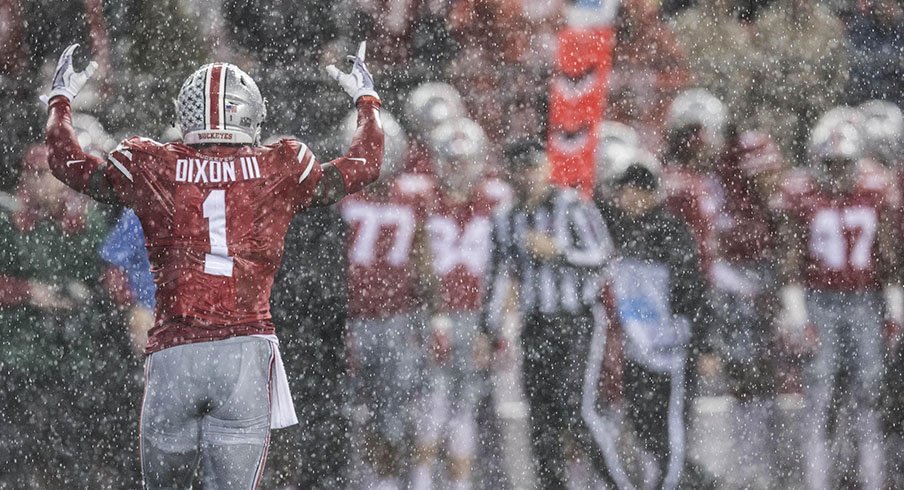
[325,41,379,102]
[41,43,98,105]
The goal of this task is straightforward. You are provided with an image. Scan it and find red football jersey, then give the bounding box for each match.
[713,177,778,264]
[104,137,323,352]
[428,179,512,312]
[778,164,894,291]
[661,166,719,279]
[341,173,434,319]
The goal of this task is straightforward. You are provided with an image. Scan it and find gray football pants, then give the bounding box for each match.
[804,290,884,490]
[141,336,274,489]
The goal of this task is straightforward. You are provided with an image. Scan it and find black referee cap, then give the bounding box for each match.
[614,163,659,191]
[503,139,546,170]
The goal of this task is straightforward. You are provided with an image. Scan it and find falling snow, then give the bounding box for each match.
[2,0,904,489]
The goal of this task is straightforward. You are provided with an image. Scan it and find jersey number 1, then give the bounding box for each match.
[203,190,234,277]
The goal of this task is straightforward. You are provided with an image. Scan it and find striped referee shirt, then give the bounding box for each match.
[481,187,613,333]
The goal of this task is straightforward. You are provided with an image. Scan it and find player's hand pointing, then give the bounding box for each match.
[326,41,380,102]
[41,43,98,105]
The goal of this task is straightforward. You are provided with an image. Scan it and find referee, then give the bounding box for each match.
[481,140,615,489]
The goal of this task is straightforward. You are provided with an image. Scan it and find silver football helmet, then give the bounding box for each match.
[339,109,408,181]
[405,82,467,136]
[176,63,266,145]
[666,88,728,148]
[808,106,865,164]
[430,117,488,192]
[858,100,903,166]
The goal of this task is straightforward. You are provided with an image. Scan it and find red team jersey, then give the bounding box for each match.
[104,137,323,352]
[712,177,778,264]
[777,164,895,292]
[428,179,512,312]
[341,173,434,319]
[47,93,383,354]
[661,166,720,278]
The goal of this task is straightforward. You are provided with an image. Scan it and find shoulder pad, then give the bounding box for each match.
[274,138,318,166]
[115,136,169,159]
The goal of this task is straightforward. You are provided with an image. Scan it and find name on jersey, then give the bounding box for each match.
[175,157,262,183]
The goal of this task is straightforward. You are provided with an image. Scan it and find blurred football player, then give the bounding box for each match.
[660,88,728,281]
[336,108,431,490]
[409,117,511,490]
[857,99,904,489]
[710,131,787,489]
[775,108,898,490]
[43,42,384,489]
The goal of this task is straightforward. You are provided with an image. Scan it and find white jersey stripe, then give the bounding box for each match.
[108,154,134,182]
[296,143,309,163]
[215,64,226,130]
[298,153,316,183]
[203,65,213,130]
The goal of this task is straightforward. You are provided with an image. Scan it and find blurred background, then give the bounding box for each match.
[2,0,904,489]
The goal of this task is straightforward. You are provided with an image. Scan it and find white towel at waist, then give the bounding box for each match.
[252,334,298,429]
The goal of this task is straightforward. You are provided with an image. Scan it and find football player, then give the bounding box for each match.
[336,108,433,490]
[857,99,904,489]
[775,108,897,490]
[660,88,728,281]
[710,130,787,488]
[43,42,384,489]
[409,117,511,490]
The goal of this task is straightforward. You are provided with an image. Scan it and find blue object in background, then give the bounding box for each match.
[100,209,156,308]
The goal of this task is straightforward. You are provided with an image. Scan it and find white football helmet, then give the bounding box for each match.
[339,109,408,181]
[666,88,728,148]
[808,106,865,164]
[405,82,468,136]
[858,100,903,166]
[176,63,266,145]
[595,121,641,185]
[430,117,488,192]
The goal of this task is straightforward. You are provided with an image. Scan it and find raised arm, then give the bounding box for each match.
[313,42,385,206]
[46,97,117,203]
[43,44,118,203]
[312,96,384,206]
